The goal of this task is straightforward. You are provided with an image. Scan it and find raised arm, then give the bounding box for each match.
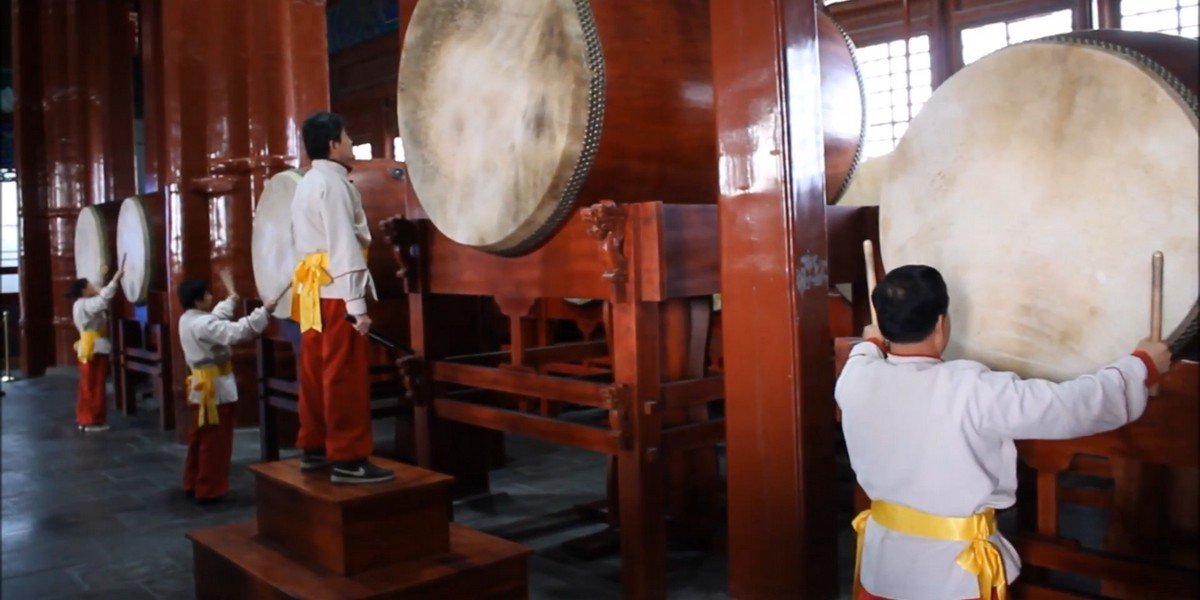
[970,340,1169,440]
[196,306,271,347]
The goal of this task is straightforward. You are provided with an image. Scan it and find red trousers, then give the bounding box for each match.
[183,403,238,500]
[76,353,109,426]
[296,298,372,461]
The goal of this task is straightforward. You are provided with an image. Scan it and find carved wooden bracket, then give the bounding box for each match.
[581,200,628,296]
[396,354,426,406]
[602,383,633,450]
[382,216,421,293]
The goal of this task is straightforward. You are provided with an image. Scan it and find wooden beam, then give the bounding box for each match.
[430,361,611,408]
[433,397,619,455]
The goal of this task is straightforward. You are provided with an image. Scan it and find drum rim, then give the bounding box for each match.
[821,6,867,204]
[118,196,152,304]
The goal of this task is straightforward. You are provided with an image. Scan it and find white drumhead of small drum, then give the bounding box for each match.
[880,40,1198,381]
[252,169,304,319]
[74,206,112,287]
[116,197,153,304]
[398,0,598,254]
[835,153,890,208]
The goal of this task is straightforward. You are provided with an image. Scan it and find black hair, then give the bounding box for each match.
[302,111,346,160]
[66,278,90,299]
[871,265,950,344]
[178,279,210,309]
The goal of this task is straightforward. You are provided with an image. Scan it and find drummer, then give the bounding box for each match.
[290,111,393,484]
[177,276,273,503]
[837,265,1171,600]
[68,267,124,432]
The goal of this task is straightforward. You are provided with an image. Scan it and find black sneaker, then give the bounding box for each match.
[300,450,331,471]
[330,460,395,484]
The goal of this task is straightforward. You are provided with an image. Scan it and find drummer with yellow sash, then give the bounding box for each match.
[836,265,1170,599]
[177,277,272,503]
[68,267,123,432]
[290,111,392,485]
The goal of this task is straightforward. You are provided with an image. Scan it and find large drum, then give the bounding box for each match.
[74,203,121,287]
[116,194,167,305]
[251,160,409,320]
[397,0,864,255]
[880,31,1199,381]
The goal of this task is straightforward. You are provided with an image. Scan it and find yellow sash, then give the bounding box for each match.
[187,362,233,427]
[76,330,102,364]
[290,249,369,333]
[852,500,1006,600]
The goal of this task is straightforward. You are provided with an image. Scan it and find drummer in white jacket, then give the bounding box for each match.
[68,268,124,432]
[836,265,1171,600]
[177,278,273,503]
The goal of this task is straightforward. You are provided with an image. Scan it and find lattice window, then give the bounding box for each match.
[858,35,933,158]
[1121,0,1199,37]
[960,10,1074,66]
[392,137,406,162]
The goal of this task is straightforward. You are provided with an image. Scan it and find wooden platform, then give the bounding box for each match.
[189,521,530,600]
[189,456,530,599]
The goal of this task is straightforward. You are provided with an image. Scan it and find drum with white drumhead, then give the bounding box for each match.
[74,204,120,288]
[879,31,1199,381]
[397,0,864,255]
[115,195,166,305]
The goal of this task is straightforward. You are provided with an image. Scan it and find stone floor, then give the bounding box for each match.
[2,368,863,599]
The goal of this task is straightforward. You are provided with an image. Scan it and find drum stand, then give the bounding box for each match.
[384,200,726,600]
[112,291,174,431]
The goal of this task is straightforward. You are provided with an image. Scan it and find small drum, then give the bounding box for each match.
[74,204,119,287]
[880,32,1199,381]
[251,169,304,319]
[398,0,864,255]
[116,195,166,304]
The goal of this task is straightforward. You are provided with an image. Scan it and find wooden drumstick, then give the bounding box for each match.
[1149,251,1163,395]
[863,240,880,327]
[1150,251,1163,342]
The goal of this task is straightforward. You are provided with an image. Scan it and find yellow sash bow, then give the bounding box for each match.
[291,252,334,332]
[187,362,233,427]
[76,330,102,364]
[290,249,369,332]
[852,500,1006,600]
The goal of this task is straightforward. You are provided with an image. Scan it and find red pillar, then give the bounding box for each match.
[711,0,838,597]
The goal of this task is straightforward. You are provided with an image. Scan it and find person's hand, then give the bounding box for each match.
[862,324,881,341]
[109,267,125,284]
[352,313,372,336]
[262,299,277,313]
[1135,338,1171,374]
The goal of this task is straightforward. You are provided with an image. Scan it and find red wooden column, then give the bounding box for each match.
[13,0,52,376]
[711,0,838,597]
[14,0,137,370]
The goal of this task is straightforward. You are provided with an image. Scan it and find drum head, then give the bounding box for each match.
[116,197,153,304]
[398,0,600,254]
[880,39,1198,381]
[835,153,890,207]
[252,169,304,319]
[75,206,112,287]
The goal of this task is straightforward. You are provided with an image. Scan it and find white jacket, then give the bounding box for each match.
[836,341,1149,599]
[179,298,270,405]
[72,281,119,355]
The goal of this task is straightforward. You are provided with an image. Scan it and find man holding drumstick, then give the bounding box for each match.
[290,111,393,484]
[837,264,1170,600]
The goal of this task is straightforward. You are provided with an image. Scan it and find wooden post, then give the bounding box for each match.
[711,0,838,597]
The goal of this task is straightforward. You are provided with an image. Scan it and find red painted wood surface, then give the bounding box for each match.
[13,0,137,370]
[711,0,839,597]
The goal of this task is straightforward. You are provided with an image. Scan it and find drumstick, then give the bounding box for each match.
[1149,251,1163,395]
[1150,251,1163,342]
[863,240,880,327]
